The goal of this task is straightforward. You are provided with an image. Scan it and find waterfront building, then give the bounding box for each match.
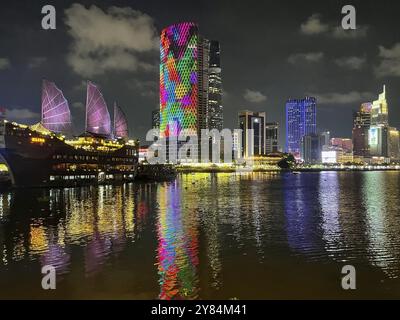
[321,150,354,164]
[388,127,400,161]
[352,102,372,157]
[265,122,279,154]
[369,125,389,158]
[159,22,222,162]
[300,134,323,164]
[139,145,149,163]
[208,40,223,131]
[285,96,317,158]
[369,86,389,158]
[319,131,331,149]
[330,138,353,153]
[238,111,266,158]
[371,85,388,126]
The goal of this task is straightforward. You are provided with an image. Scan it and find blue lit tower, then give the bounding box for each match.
[285,96,317,157]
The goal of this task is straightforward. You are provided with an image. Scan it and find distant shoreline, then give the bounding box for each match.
[177,167,400,173]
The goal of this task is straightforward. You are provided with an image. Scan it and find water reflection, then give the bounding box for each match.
[363,172,400,278]
[283,173,321,256]
[0,172,400,298]
[156,180,200,300]
[0,184,142,277]
[319,172,343,256]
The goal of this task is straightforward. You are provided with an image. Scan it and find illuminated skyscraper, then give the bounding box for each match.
[371,85,388,126]
[238,111,266,158]
[160,23,215,137]
[208,41,223,131]
[159,22,222,162]
[152,109,160,129]
[160,22,199,138]
[301,134,323,164]
[265,122,279,153]
[388,127,400,161]
[352,102,372,157]
[285,97,316,157]
[369,86,389,157]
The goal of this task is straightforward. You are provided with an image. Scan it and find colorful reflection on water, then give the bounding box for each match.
[1,172,400,299]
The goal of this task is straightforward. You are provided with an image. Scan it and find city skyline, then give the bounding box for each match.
[1,0,400,148]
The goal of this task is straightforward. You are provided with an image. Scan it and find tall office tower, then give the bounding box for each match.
[319,131,331,148]
[388,127,400,161]
[152,109,160,129]
[352,102,372,157]
[197,37,210,133]
[238,111,266,158]
[285,96,317,158]
[371,85,388,126]
[301,134,322,164]
[369,86,389,157]
[265,122,279,154]
[208,41,223,131]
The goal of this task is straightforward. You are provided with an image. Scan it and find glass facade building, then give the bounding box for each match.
[238,111,266,158]
[285,97,316,157]
[369,86,389,157]
[352,102,372,157]
[207,41,223,131]
[265,122,279,154]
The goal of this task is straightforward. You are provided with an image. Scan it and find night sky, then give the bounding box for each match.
[1,0,400,147]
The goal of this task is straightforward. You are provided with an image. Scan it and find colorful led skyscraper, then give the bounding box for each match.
[160,22,199,138]
[159,22,223,162]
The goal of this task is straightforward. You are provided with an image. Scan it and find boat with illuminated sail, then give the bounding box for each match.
[0,80,138,187]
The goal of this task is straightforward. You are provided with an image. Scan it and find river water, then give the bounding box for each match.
[1,171,400,299]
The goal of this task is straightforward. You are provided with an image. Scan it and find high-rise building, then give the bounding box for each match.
[265,122,279,154]
[286,96,317,158]
[319,131,331,149]
[301,134,322,164]
[159,22,222,162]
[152,109,160,129]
[369,86,389,157]
[238,111,266,158]
[160,22,201,139]
[369,125,389,157]
[352,102,372,157]
[371,85,388,126]
[207,41,223,131]
[388,127,400,161]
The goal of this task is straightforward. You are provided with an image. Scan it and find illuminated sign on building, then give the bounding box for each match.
[369,127,378,146]
[31,137,45,144]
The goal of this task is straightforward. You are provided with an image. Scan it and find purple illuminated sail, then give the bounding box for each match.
[113,102,129,139]
[41,80,72,134]
[85,81,111,136]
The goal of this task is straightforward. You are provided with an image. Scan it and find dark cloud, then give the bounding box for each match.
[0,58,11,70]
[375,43,400,77]
[243,89,267,103]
